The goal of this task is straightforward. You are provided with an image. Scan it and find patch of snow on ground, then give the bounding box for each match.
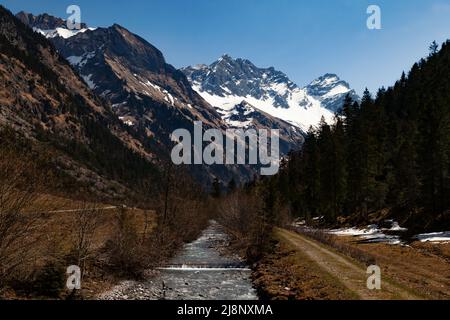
[359,232,402,245]
[385,221,408,232]
[292,219,306,227]
[67,55,83,66]
[414,231,450,243]
[329,225,378,236]
[118,116,134,127]
[67,51,95,67]
[82,74,96,89]
[143,80,162,92]
[329,222,405,245]
[166,92,175,106]
[226,119,253,128]
[322,84,349,98]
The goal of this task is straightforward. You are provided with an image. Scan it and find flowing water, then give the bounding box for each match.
[100,221,258,300]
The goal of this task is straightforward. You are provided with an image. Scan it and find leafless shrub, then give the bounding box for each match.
[105,207,146,277]
[0,147,49,288]
[218,192,271,263]
[145,164,211,266]
[67,204,102,278]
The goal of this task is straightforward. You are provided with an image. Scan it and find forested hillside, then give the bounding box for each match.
[268,41,450,232]
[0,6,162,201]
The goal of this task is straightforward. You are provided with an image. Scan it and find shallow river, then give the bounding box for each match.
[100,221,258,300]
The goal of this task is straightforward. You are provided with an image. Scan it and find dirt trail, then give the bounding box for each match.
[277,228,422,300]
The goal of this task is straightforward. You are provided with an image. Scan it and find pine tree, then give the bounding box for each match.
[429,40,439,56]
[344,99,365,217]
[212,178,221,198]
[332,117,347,218]
[227,178,237,193]
[318,118,334,220]
[301,127,320,221]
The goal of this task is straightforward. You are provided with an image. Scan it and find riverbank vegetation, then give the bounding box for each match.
[216,179,289,264]
[0,136,211,299]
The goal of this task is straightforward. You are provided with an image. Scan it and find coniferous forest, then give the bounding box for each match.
[268,41,450,232]
[1,2,450,302]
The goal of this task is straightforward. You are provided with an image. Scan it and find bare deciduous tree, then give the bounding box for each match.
[69,204,101,279]
[218,192,270,262]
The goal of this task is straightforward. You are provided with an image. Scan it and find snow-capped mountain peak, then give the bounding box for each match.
[16,11,96,39]
[306,73,357,112]
[182,55,358,132]
[33,26,96,39]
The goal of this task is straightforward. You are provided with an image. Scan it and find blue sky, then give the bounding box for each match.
[2,0,450,94]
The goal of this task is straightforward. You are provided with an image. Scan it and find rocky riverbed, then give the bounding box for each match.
[99,221,258,300]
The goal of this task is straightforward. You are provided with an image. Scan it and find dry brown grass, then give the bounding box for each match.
[292,227,377,266]
[335,236,450,300]
[0,199,156,299]
[412,241,450,262]
[252,231,358,300]
[0,146,51,290]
